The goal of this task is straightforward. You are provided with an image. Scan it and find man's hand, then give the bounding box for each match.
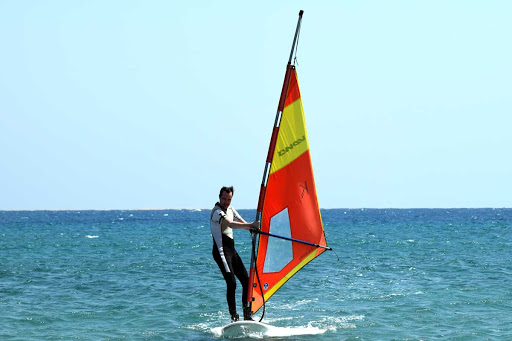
[249,220,260,232]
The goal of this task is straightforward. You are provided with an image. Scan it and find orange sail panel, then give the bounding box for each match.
[251,69,327,313]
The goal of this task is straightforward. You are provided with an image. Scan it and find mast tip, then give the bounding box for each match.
[299,10,304,17]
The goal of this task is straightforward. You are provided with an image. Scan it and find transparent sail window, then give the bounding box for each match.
[263,207,293,273]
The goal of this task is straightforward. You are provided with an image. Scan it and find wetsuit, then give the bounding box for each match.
[210,203,249,316]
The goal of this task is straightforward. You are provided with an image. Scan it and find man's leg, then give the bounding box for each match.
[232,252,253,320]
[213,248,238,321]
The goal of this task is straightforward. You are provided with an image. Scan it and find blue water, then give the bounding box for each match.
[1,209,511,340]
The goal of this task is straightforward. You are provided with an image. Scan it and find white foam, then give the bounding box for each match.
[210,326,223,337]
[378,293,404,299]
[316,314,364,330]
[278,298,317,310]
[265,324,327,337]
[85,235,99,239]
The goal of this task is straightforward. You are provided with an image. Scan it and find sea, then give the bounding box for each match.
[1,208,511,340]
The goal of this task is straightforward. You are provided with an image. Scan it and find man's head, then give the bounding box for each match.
[218,186,234,210]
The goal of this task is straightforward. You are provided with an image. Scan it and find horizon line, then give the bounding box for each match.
[1,207,511,212]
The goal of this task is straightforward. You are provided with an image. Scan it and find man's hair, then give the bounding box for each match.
[219,186,234,198]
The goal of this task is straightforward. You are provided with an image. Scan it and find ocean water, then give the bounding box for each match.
[1,208,511,340]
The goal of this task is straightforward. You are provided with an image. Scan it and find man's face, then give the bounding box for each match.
[219,191,233,210]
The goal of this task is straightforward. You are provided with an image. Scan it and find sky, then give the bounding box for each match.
[1,1,511,210]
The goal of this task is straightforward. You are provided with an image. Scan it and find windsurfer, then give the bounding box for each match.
[210,186,259,322]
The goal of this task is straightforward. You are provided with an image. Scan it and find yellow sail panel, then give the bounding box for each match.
[270,99,309,174]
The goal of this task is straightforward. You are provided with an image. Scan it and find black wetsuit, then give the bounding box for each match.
[212,234,249,315]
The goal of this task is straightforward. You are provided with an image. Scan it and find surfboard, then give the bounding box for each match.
[220,321,271,337]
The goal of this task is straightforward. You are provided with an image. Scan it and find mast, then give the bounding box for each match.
[246,10,304,315]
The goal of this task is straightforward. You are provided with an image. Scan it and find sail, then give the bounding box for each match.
[250,68,327,313]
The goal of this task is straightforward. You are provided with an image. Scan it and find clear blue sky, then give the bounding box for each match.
[1,1,511,210]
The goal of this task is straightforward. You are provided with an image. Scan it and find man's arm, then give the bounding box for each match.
[221,218,259,231]
[231,207,246,223]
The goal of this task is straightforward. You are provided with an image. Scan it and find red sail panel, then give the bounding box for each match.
[284,69,301,107]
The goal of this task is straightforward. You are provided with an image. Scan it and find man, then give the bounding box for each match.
[210,186,259,322]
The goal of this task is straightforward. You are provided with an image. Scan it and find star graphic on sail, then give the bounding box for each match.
[300,181,308,198]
